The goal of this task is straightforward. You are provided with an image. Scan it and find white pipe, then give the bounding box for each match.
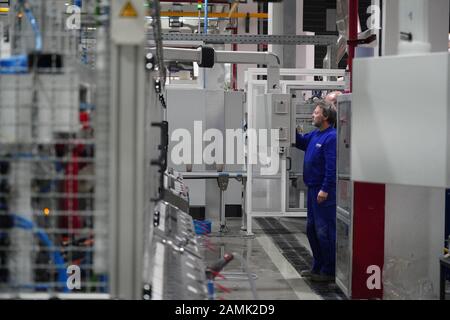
[150,47,281,92]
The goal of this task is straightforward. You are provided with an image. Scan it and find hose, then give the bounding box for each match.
[13,215,69,292]
[19,0,42,52]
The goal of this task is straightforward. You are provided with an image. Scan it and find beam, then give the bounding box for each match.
[148,33,338,46]
[160,11,268,19]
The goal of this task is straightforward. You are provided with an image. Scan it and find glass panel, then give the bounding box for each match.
[249,92,283,212]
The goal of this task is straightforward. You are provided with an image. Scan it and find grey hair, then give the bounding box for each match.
[316,100,337,127]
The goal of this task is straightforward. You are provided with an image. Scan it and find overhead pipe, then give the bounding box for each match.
[154,47,280,67]
[150,47,281,91]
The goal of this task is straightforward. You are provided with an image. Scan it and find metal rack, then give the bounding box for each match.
[0,0,109,297]
[148,33,339,69]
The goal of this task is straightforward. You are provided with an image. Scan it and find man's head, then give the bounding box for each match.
[324,91,343,107]
[312,100,337,130]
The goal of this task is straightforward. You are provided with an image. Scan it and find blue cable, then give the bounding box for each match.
[19,0,43,52]
[12,215,69,292]
[98,275,108,293]
[204,0,208,35]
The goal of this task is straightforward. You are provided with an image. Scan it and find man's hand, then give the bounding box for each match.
[317,190,328,204]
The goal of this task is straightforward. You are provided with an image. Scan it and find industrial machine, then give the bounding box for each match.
[244,68,345,234]
[144,173,208,300]
[335,94,385,300]
[163,168,190,213]
[346,0,449,299]
[163,54,345,235]
[0,0,110,296]
[0,0,236,300]
[6,0,447,302]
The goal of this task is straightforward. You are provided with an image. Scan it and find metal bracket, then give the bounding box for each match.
[217,174,230,233]
[217,174,230,191]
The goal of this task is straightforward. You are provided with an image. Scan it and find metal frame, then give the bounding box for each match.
[336,207,353,298]
[0,0,110,297]
[151,47,282,92]
[244,68,345,235]
[148,33,339,69]
[149,33,338,46]
[109,0,148,300]
[283,82,345,213]
[335,94,354,298]
[181,172,246,233]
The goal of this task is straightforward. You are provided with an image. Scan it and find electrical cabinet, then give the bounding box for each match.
[336,94,385,300]
[267,93,292,154]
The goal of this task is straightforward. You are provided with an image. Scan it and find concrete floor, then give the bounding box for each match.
[200,216,346,300]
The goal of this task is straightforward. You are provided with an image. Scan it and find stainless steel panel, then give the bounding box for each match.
[336,212,351,297]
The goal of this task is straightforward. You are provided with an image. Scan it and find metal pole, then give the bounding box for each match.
[110,0,147,300]
[204,0,208,34]
[348,0,358,92]
[220,188,225,231]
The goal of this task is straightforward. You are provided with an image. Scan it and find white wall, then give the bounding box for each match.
[383,0,450,56]
[384,185,445,299]
[166,88,207,206]
[369,0,450,300]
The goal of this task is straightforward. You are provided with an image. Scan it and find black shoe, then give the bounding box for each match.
[310,274,335,282]
[300,270,319,278]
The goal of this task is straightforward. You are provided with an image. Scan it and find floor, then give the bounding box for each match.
[200,216,346,300]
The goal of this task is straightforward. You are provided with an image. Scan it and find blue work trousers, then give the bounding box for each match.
[306,186,336,276]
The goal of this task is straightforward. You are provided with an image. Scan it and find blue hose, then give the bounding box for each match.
[13,215,69,292]
[204,0,208,35]
[19,0,42,52]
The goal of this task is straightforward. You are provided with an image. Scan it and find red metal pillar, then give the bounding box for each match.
[348,0,358,92]
[232,29,237,91]
[347,0,386,300]
[226,26,238,91]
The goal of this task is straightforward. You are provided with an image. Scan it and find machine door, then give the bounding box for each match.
[287,93,316,212]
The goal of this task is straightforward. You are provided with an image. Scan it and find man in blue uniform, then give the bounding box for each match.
[296,100,337,282]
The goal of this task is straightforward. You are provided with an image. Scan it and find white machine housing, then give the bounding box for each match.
[352,52,450,188]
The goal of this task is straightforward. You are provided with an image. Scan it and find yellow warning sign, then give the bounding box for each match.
[120,1,138,18]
